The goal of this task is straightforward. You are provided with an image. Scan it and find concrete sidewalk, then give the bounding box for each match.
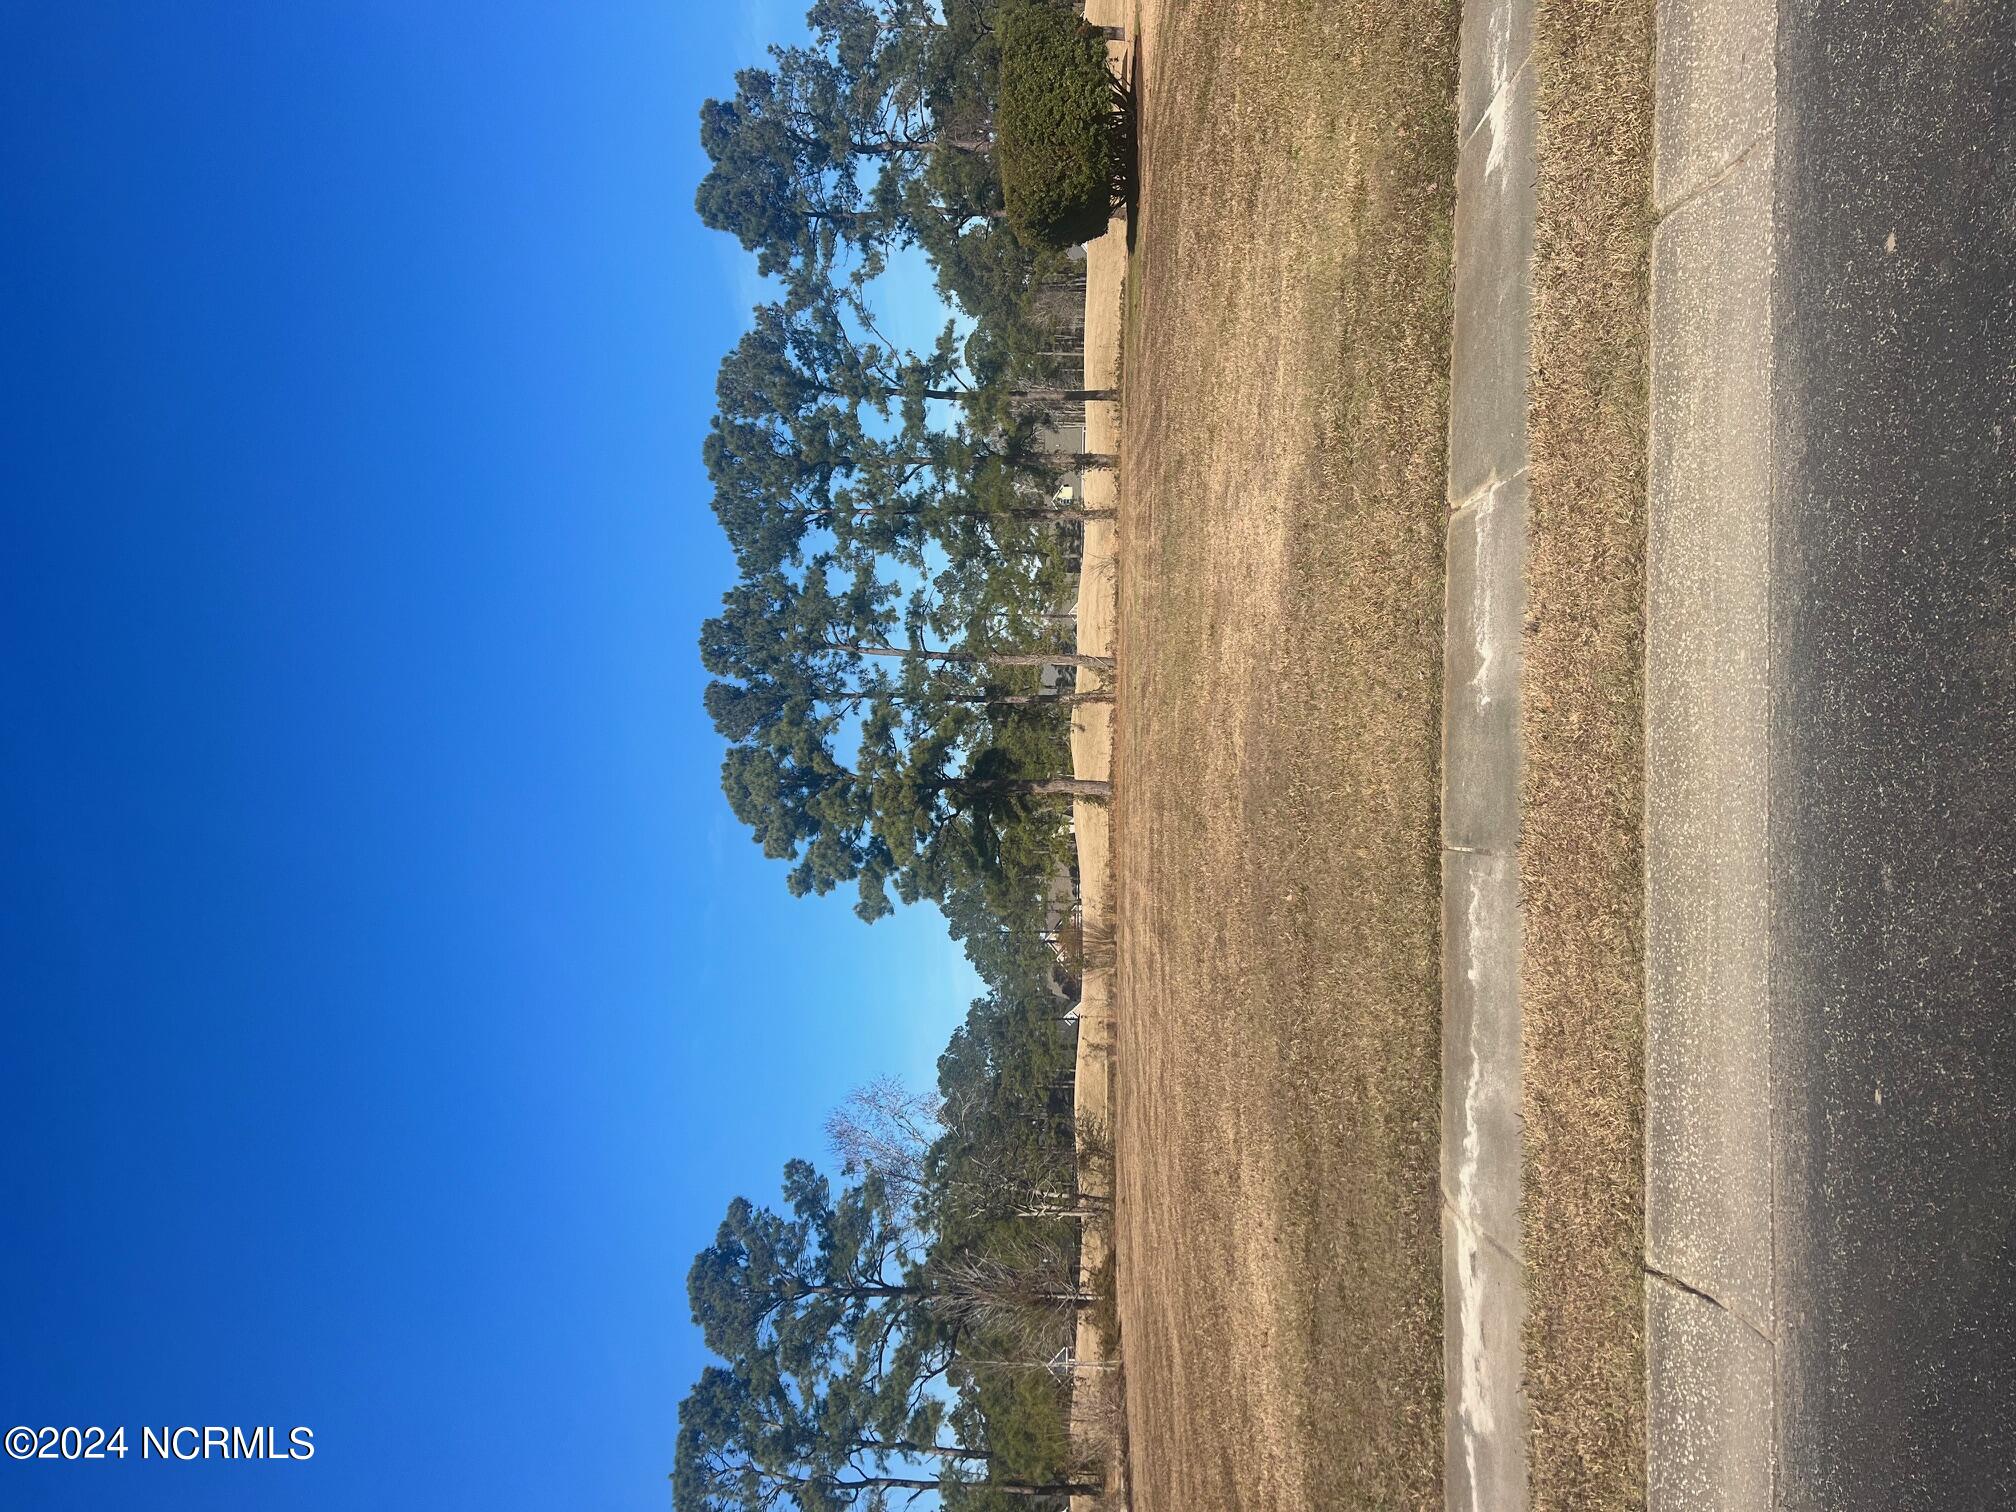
[1444,1,2016,1507]
[1440,1,1535,1507]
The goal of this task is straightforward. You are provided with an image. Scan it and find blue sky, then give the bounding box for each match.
[0,4,977,1508]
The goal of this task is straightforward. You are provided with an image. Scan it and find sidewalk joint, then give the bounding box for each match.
[1448,464,1531,517]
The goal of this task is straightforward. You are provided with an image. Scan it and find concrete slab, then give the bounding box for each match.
[1443,475,1527,855]
[1442,3,1535,1505]
[1447,57,1535,507]
[1652,0,1774,212]
[1647,12,1781,1500]
[1646,1282,1773,1512]
[1443,1205,1529,1512]
[1644,144,1776,1330]
[1456,0,1534,143]
[1442,848,1523,1257]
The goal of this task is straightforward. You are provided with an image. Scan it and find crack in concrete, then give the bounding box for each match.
[1442,1192,1522,1267]
[1644,1264,1774,1346]
[1655,133,1770,225]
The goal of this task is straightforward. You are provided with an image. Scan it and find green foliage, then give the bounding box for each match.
[679,1156,1096,1509]
[698,548,1085,923]
[682,1,1114,1501]
[944,1372,1077,1507]
[694,0,953,297]
[994,5,1123,251]
[693,1,1114,931]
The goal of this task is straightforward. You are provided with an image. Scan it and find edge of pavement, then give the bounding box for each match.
[1643,0,1778,1506]
[1650,3,2016,1507]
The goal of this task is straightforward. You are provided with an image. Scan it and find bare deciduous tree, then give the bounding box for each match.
[932,1234,1095,1362]
[826,1076,943,1215]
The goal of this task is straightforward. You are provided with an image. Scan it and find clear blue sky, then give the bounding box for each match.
[0,4,977,1507]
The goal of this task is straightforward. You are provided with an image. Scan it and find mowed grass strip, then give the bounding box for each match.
[1111,0,1458,1507]
[1522,2,1657,1506]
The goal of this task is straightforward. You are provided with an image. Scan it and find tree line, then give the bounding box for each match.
[678,985,1106,1509]
[682,1,1126,1505]
[696,0,1120,927]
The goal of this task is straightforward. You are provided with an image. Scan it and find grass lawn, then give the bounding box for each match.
[1521,4,1655,1505]
[1109,0,1460,1505]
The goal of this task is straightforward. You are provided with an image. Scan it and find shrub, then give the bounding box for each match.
[995,5,1125,251]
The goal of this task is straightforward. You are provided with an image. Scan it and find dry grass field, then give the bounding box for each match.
[1520,4,1655,1504]
[1108,2,1462,1507]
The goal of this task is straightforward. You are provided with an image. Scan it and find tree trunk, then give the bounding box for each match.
[815,383,1114,404]
[792,1282,919,1300]
[801,1472,1100,1497]
[963,654,1111,673]
[837,642,1115,674]
[913,386,1116,404]
[951,777,1112,803]
[833,687,1112,709]
[974,690,1113,708]
[860,1439,991,1463]
[1003,507,1115,524]
[990,1483,1103,1499]
[787,503,1112,524]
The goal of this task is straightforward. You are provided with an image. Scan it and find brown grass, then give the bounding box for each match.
[1521,2,1656,1506]
[1109,0,1460,1507]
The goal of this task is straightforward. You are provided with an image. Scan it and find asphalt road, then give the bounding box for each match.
[1772,3,2016,1505]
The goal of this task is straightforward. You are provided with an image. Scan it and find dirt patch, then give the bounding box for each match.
[1521,3,1656,1506]
[1109,1,1460,1507]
